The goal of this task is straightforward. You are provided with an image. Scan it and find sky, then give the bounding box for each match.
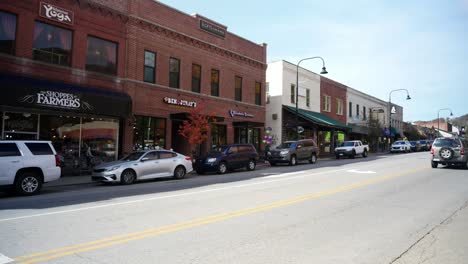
[159,0,468,122]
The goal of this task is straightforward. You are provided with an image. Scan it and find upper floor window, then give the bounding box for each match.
[306,89,310,107]
[211,69,219,96]
[337,98,343,115]
[86,36,117,75]
[235,76,242,101]
[363,106,367,120]
[255,82,262,106]
[323,95,331,112]
[144,51,156,83]
[356,104,360,117]
[169,57,180,88]
[0,11,17,55]
[33,21,72,66]
[349,102,353,117]
[290,84,295,104]
[192,64,201,93]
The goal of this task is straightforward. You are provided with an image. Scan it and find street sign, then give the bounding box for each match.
[298,126,304,134]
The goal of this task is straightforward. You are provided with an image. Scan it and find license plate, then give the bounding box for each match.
[433,158,440,162]
[339,153,344,156]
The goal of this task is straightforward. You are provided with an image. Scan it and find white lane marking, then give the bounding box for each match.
[0,253,13,264]
[0,167,354,223]
[347,169,377,174]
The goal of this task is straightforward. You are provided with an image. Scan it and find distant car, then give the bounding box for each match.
[267,139,318,166]
[194,144,259,174]
[92,150,193,184]
[390,141,412,153]
[431,137,468,169]
[0,141,61,195]
[334,140,369,159]
[409,141,422,152]
[418,140,430,151]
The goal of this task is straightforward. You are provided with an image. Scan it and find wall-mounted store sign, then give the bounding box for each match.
[163,97,197,108]
[39,2,74,25]
[19,90,94,111]
[199,19,226,38]
[229,109,254,118]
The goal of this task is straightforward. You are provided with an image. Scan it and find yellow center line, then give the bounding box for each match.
[16,166,428,264]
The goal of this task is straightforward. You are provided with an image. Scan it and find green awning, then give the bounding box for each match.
[283,105,350,130]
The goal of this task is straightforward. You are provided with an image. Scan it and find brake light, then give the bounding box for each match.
[461,147,465,156]
[430,148,434,155]
[185,157,191,161]
[55,154,60,167]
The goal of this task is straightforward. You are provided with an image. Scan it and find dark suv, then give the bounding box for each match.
[431,137,468,169]
[194,144,259,174]
[267,139,318,166]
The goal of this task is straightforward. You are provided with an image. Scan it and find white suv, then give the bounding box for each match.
[0,141,61,195]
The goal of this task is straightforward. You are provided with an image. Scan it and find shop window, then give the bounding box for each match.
[211,124,226,150]
[211,69,219,96]
[306,89,310,107]
[33,21,72,66]
[255,82,262,106]
[144,51,156,83]
[234,127,261,151]
[290,84,295,104]
[323,95,331,112]
[133,116,166,150]
[0,11,17,55]
[3,112,38,140]
[86,36,118,75]
[169,57,180,88]
[235,76,242,101]
[192,64,201,93]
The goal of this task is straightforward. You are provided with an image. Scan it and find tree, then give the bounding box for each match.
[178,106,216,158]
[367,112,382,152]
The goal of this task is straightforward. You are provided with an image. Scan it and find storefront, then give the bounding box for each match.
[0,74,131,176]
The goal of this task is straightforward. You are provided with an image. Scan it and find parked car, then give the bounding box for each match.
[0,141,61,195]
[418,140,430,151]
[92,150,193,184]
[267,139,318,166]
[194,144,259,174]
[409,141,422,152]
[431,137,468,169]
[390,140,412,153]
[334,140,369,159]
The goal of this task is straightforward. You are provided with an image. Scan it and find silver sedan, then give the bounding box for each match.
[92,150,193,184]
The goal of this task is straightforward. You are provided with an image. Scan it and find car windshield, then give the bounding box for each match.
[120,152,145,161]
[278,142,297,149]
[433,138,459,147]
[340,142,355,147]
[410,142,416,146]
[394,141,405,145]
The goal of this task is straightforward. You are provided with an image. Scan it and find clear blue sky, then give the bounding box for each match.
[160,0,468,122]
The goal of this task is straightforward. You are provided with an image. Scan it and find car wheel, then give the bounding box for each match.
[351,150,356,159]
[431,161,438,168]
[363,150,368,158]
[439,147,454,160]
[289,155,297,166]
[15,172,42,196]
[246,159,256,171]
[173,166,186,179]
[463,160,468,170]
[120,169,136,185]
[217,162,227,174]
[309,153,317,164]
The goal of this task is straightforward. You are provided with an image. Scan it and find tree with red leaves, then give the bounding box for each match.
[178,106,216,158]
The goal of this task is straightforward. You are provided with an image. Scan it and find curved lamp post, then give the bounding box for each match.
[295,56,328,139]
[437,108,453,136]
[388,89,411,144]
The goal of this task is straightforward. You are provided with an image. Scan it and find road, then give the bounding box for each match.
[0,152,467,264]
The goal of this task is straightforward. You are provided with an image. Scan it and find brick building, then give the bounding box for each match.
[0,0,267,176]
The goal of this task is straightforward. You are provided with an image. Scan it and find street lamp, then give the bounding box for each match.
[437,108,453,136]
[295,56,328,139]
[388,89,411,145]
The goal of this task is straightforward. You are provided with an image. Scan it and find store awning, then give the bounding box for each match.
[283,105,350,130]
[0,73,132,118]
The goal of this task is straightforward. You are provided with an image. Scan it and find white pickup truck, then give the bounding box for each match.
[334,140,369,159]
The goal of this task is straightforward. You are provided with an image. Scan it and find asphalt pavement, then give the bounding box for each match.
[0,152,467,264]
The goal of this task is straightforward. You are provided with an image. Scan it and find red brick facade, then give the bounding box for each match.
[0,0,267,157]
[320,76,347,124]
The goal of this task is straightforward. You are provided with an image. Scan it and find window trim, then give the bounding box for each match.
[33,20,73,67]
[85,35,118,76]
[290,84,296,104]
[169,57,180,88]
[306,89,310,107]
[323,95,331,112]
[255,81,262,106]
[349,102,353,117]
[336,98,343,115]
[143,50,156,83]
[235,76,242,101]
[191,63,201,93]
[211,69,220,97]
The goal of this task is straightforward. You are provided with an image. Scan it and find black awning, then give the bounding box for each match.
[170,112,225,122]
[0,74,132,118]
[233,121,265,128]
